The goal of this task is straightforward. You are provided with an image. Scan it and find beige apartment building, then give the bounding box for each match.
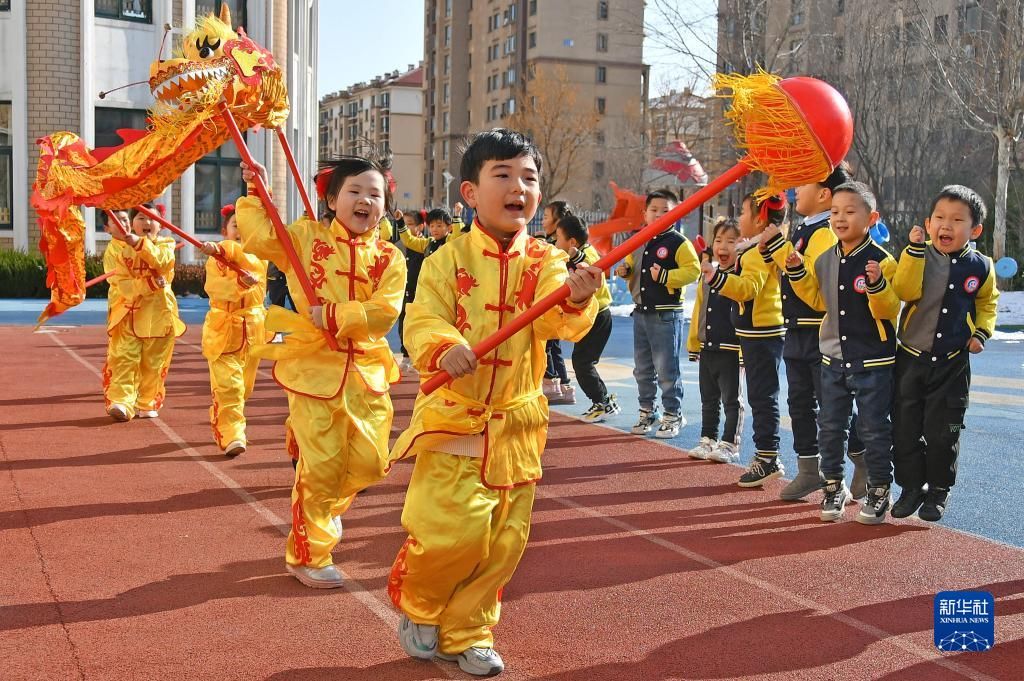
[319,64,426,210]
[422,0,648,211]
[0,0,319,261]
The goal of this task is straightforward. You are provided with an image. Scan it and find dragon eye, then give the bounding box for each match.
[195,36,222,59]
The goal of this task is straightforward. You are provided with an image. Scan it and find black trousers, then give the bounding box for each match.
[571,308,613,403]
[739,335,784,456]
[398,286,416,356]
[267,274,293,311]
[699,349,741,442]
[893,349,971,490]
[545,339,569,383]
[784,326,865,457]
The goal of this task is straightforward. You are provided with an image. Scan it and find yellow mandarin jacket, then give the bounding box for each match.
[391,222,598,489]
[104,235,186,338]
[235,196,406,398]
[201,239,271,361]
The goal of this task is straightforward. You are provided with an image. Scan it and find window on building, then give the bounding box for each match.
[529,31,537,48]
[442,139,449,160]
[596,97,606,114]
[194,1,246,28]
[934,14,949,41]
[598,1,609,20]
[445,0,451,17]
[596,66,607,83]
[597,33,608,52]
[443,111,449,131]
[467,80,472,96]
[444,54,450,75]
[593,161,605,179]
[529,0,537,16]
[791,0,804,26]
[0,102,12,230]
[594,129,606,146]
[835,0,844,15]
[381,116,390,133]
[96,0,152,22]
[0,1,10,10]
[445,25,451,46]
[468,23,473,39]
[444,83,450,103]
[95,107,149,149]
[958,1,981,34]
[509,3,516,21]
[196,143,245,233]
[508,98,516,114]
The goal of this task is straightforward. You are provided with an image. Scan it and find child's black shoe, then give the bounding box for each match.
[891,486,927,518]
[918,488,949,522]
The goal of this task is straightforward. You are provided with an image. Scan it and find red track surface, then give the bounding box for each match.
[1,326,1021,681]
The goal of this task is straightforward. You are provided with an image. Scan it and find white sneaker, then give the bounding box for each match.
[542,378,561,399]
[655,413,685,439]
[708,440,739,463]
[688,436,716,460]
[398,614,438,660]
[137,410,159,419]
[437,647,505,677]
[224,440,246,457]
[285,562,344,589]
[558,384,576,405]
[107,404,131,422]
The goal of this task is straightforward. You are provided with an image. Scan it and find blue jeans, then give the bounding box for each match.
[633,310,683,415]
[819,363,894,486]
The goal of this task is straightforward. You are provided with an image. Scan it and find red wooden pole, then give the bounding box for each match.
[217,102,340,352]
[420,161,751,395]
[275,128,317,220]
[86,241,184,288]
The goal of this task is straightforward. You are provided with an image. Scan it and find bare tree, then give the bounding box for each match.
[506,65,601,201]
[914,0,1024,261]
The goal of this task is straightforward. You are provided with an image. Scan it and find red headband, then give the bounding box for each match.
[154,203,166,218]
[758,193,787,223]
[220,204,235,218]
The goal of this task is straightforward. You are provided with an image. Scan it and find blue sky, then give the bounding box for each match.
[317,1,717,98]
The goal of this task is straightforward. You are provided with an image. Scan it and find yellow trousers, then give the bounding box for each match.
[388,451,536,654]
[286,372,393,568]
[208,348,260,449]
[103,322,176,418]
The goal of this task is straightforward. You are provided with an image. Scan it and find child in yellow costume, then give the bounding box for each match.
[236,156,405,589]
[389,129,602,677]
[103,204,186,421]
[200,204,270,457]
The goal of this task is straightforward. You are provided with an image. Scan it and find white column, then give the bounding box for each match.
[11,0,29,250]
[180,0,197,263]
[81,0,97,254]
[155,0,174,228]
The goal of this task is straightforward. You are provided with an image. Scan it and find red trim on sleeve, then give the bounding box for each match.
[428,342,457,372]
[326,303,340,336]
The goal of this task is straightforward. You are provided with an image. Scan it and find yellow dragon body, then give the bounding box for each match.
[32,6,289,324]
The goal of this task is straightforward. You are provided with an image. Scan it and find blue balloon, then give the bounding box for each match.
[995,257,1018,278]
[870,221,890,244]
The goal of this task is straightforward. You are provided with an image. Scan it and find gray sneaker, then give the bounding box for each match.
[398,614,438,660]
[780,456,825,501]
[655,413,685,439]
[438,647,505,677]
[820,479,852,522]
[857,485,892,525]
[631,408,660,435]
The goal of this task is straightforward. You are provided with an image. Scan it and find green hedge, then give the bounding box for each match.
[0,248,206,298]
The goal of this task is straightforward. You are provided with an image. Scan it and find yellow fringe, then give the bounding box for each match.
[713,69,833,201]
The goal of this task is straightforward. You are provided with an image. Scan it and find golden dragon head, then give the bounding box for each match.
[146,5,289,133]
